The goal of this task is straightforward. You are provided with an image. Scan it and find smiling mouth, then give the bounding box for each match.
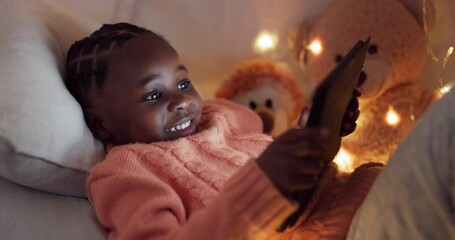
[165,120,192,132]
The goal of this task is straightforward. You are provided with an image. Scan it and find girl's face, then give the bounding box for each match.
[90,36,203,145]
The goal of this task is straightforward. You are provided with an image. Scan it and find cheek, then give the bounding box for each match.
[103,103,131,131]
[190,92,203,110]
[128,107,166,143]
[137,106,164,131]
[103,108,141,144]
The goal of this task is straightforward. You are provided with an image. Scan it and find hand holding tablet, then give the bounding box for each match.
[277,38,370,232]
[306,37,370,164]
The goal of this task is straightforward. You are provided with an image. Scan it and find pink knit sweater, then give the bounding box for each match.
[87,99,382,240]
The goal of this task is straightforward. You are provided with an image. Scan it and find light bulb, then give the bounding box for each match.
[385,106,400,126]
[254,31,278,53]
[334,148,354,173]
[447,47,453,56]
[307,39,323,56]
[440,83,453,95]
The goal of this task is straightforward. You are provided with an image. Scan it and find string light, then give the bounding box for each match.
[409,103,416,121]
[423,0,453,94]
[385,106,400,126]
[440,83,453,94]
[254,31,278,53]
[334,148,354,173]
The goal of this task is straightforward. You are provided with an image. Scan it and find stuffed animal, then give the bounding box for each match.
[288,0,438,167]
[216,59,305,137]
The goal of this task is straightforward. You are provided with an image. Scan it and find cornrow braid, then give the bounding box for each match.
[65,22,169,108]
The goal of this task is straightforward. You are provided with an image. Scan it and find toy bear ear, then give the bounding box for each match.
[399,0,435,30]
[287,20,314,65]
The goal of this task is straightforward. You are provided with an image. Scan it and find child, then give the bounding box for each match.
[65,22,382,240]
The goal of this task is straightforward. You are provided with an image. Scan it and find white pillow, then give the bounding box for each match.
[0,0,105,197]
[0,175,106,239]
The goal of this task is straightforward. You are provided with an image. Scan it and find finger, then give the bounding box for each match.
[342,107,359,130]
[291,146,324,158]
[279,127,329,143]
[340,122,357,136]
[290,157,325,175]
[353,88,362,97]
[297,106,311,128]
[343,97,359,122]
[287,138,328,154]
[287,174,320,192]
[290,138,326,156]
[351,109,360,122]
[344,109,360,124]
[348,96,359,113]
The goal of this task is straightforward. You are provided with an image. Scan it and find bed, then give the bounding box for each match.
[1,0,454,239]
[0,0,315,238]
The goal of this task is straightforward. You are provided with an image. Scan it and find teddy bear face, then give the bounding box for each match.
[215,59,305,137]
[301,0,427,99]
[230,78,296,136]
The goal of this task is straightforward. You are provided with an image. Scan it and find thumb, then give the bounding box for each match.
[297,105,311,128]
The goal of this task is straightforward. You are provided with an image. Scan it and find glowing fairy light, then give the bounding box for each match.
[334,148,354,173]
[437,83,453,98]
[307,39,323,56]
[436,47,454,92]
[385,106,400,126]
[257,34,274,49]
[254,31,278,53]
[423,0,453,92]
[440,83,453,94]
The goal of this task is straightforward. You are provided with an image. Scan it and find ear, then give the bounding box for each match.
[287,20,311,59]
[399,0,435,30]
[287,19,313,63]
[83,108,112,143]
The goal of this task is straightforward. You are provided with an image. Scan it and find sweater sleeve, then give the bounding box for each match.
[87,149,298,240]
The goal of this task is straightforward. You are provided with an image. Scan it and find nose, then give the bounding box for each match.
[257,110,275,134]
[168,93,191,112]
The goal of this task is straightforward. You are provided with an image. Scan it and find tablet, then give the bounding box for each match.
[306,37,370,164]
[276,38,370,232]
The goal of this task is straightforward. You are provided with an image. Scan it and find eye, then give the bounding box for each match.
[368,44,378,55]
[144,90,162,101]
[335,54,343,63]
[249,101,257,110]
[178,79,191,90]
[265,99,273,109]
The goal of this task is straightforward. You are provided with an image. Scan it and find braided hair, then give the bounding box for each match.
[65,22,171,108]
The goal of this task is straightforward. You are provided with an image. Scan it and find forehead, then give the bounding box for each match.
[104,35,179,86]
[109,35,178,67]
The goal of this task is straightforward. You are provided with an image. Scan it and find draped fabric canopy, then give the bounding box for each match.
[50,0,455,97]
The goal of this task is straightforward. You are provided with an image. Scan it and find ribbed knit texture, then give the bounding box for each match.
[87,99,383,240]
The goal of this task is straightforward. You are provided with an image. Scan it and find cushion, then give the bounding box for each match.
[0,0,106,197]
[0,175,106,239]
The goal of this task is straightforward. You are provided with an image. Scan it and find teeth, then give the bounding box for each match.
[166,120,191,132]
